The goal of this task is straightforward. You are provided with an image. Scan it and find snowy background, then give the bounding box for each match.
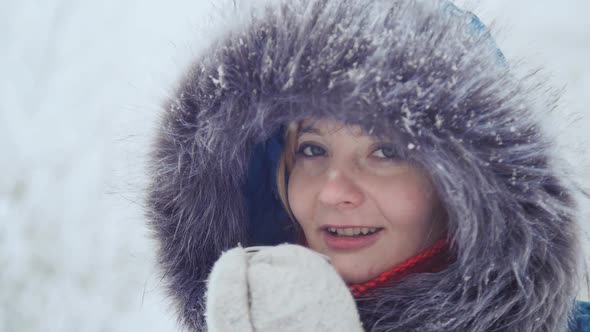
[1,0,588,331]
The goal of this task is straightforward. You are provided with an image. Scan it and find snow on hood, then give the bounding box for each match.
[146,0,581,330]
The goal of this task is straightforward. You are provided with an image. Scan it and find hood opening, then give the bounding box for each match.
[242,127,297,245]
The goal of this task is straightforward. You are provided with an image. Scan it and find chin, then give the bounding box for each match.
[307,242,382,284]
[338,269,374,285]
[330,256,376,285]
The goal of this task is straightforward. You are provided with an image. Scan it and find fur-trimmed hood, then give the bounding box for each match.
[146,0,581,331]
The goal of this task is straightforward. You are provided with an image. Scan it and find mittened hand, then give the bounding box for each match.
[205,244,364,332]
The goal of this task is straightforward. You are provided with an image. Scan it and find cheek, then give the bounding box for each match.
[374,175,438,228]
[287,167,313,223]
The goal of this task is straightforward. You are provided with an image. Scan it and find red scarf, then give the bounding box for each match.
[349,239,451,298]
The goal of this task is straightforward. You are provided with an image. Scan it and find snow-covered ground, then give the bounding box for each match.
[1,1,588,331]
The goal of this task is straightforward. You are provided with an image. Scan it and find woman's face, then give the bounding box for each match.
[287,119,444,284]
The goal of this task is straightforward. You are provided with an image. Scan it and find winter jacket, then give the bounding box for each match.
[145,0,588,331]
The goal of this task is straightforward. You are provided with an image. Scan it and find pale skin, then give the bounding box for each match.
[287,119,445,284]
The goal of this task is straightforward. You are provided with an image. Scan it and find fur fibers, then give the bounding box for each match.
[146,0,582,331]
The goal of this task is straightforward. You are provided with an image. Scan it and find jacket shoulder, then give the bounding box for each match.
[574,301,590,332]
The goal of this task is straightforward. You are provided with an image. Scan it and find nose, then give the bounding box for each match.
[317,169,364,209]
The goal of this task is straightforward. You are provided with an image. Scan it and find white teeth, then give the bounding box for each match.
[331,227,380,237]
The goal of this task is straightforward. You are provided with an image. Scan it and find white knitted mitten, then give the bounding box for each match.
[205,244,364,332]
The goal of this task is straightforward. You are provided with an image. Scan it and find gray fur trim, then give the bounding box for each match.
[145,0,582,330]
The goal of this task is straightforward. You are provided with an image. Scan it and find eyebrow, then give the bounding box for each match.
[297,125,322,137]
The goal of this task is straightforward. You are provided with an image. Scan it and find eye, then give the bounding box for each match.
[372,145,398,159]
[296,143,326,157]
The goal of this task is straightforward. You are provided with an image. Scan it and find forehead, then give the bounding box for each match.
[298,119,366,138]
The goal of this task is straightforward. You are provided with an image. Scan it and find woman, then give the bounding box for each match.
[146,0,589,330]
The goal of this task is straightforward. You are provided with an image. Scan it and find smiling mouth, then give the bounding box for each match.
[324,227,383,237]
